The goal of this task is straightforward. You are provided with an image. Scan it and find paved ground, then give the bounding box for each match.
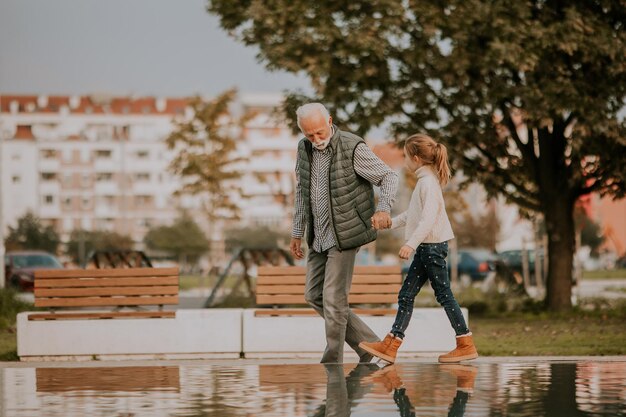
[2,355,626,368]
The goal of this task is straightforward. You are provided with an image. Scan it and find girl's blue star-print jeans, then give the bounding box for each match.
[391,241,470,338]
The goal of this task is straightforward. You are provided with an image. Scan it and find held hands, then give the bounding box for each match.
[371,212,392,230]
[398,245,414,260]
[290,238,304,260]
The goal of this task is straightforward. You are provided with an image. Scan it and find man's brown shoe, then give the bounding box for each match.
[359,333,403,364]
[438,334,478,363]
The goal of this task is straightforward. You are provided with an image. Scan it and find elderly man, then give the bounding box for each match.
[291,103,399,363]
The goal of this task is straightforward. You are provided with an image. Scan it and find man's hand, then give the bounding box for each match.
[371,212,392,230]
[290,238,304,260]
[398,245,414,260]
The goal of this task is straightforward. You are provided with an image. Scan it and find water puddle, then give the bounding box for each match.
[2,360,624,416]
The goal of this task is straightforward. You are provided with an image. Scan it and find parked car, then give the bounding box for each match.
[498,249,545,285]
[4,251,64,292]
[452,248,499,284]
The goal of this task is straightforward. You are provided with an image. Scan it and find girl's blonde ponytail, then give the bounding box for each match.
[433,142,451,187]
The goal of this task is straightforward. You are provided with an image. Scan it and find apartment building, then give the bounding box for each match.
[0,94,300,258]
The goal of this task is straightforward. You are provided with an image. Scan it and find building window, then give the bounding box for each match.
[41,172,57,181]
[82,198,91,210]
[63,197,72,209]
[133,172,150,181]
[12,176,20,183]
[44,195,54,204]
[40,149,57,159]
[96,173,113,182]
[135,195,153,206]
[95,149,112,158]
[136,150,149,158]
[137,218,152,228]
[62,173,73,186]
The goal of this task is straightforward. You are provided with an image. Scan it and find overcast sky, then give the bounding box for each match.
[0,0,310,97]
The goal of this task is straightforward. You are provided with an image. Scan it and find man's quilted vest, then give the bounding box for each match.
[297,126,377,250]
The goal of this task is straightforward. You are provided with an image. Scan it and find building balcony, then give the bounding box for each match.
[94,182,119,194]
[39,204,61,218]
[94,205,118,217]
[39,181,60,195]
[39,158,60,172]
[94,159,119,172]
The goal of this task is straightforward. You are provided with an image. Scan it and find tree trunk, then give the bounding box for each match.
[543,195,576,311]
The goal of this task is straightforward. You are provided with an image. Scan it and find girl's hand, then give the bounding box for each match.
[399,245,414,260]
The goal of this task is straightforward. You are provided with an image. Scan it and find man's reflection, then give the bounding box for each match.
[311,363,379,417]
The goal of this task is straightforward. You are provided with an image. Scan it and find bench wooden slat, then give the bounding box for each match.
[257,266,401,276]
[254,308,396,317]
[257,294,397,305]
[256,284,401,295]
[35,267,178,279]
[28,311,176,320]
[255,265,402,310]
[35,286,178,298]
[35,295,178,308]
[257,275,401,285]
[36,276,179,288]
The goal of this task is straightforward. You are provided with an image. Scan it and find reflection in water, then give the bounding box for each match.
[36,366,180,393]
[311,363,477,417]
[1,361,624,416]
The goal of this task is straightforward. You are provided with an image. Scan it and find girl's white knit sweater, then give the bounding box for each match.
[391,165,454,249]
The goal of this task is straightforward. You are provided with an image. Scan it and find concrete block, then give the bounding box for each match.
[17,309,243,361]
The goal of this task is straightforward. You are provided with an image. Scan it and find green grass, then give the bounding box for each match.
[179,275,211,291]
[410,285,626,356]
[0,331,17,361]
[472,314,626,356]
[582,269,626,279]
[0,288,33,361]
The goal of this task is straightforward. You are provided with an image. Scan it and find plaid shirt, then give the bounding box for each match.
[292,140,398,252]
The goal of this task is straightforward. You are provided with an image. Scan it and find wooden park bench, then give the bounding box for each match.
[29,267,179,321]
[255,265,402,317]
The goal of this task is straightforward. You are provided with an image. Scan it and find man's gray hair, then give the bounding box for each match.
[296,103,330,130]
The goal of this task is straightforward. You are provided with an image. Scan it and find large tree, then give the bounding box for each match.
[207,0,626,310]
[144,213,210,265]
[166,89,249,223]
[4,212,59,253]
[66,229,134,264]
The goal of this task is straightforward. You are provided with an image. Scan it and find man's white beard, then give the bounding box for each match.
[312,137,331,150]
[312,126,333,150]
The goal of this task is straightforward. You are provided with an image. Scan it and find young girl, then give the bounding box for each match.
[359,134,478,364]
